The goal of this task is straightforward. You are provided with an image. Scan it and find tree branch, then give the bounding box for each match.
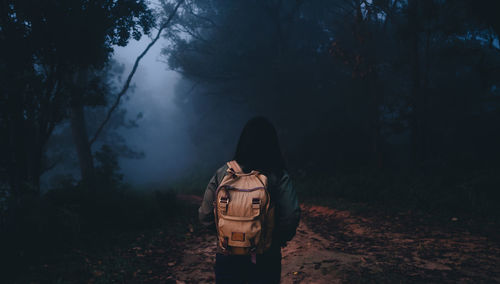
[89,0,184,146]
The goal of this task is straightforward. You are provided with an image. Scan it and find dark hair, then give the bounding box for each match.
[233,116,286,175]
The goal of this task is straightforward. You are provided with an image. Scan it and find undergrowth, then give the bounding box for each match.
[295,167,500,222]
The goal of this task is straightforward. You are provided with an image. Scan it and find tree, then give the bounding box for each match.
[0,0,154,198]
[42,59,145,189]
[68,0,183,188]
[166,0,500,173]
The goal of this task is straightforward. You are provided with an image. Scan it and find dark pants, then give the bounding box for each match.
[215,247,281,284]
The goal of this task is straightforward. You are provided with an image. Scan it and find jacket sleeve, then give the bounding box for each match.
[198,165,227,228]
[275,171,301,246]
[198,174,217,228]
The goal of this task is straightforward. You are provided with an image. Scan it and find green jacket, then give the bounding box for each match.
[198,164,301,247]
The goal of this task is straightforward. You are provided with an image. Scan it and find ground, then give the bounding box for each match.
[18,195,500,283]
[168,196,500,283]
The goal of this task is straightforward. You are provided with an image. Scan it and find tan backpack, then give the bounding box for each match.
[214,160,275,256]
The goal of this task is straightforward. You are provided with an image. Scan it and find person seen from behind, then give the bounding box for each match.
[198,116,301,284]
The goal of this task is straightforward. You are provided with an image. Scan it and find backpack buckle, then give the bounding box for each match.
[219,197,229,214]
[252,198,260,209]
[222,237,229,251]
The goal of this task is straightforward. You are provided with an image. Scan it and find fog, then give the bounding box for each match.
[112,37,196,185]
[8,0,499,216]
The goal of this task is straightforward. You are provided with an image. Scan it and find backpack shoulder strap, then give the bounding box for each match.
[226,160,243,174]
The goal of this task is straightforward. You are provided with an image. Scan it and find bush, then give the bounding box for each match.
[295,167,500,221]
[0,145,190,279]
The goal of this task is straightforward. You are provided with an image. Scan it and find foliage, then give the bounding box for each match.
[295,167,500,221]
[165,0,500,174]
[0,0,155,197]
[0,143,182,280]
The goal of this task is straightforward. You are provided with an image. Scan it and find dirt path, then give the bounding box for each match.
[280,217,361,284]
[16,196,500,283]
[170,208,348,284]
[171,200,500,283]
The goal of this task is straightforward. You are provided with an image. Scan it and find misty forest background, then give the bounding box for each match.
[1,0,500,280]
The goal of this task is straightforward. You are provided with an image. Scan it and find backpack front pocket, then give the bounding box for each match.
[218,214,262,248]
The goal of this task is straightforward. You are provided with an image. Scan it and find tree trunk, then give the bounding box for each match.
[354,0,383,168]
[408,0,423,167]
[70,69,95,187]
[8,97,29,199]
[70,102,95,187]
[370,73,383,169]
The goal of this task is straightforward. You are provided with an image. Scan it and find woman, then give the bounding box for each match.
[198,116,301,284]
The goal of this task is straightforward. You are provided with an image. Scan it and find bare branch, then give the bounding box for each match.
[187,9,219,29]
[89,0,185,146]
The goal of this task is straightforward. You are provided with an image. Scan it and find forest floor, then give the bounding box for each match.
[15,194,500,283]
[169,196,500,283]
